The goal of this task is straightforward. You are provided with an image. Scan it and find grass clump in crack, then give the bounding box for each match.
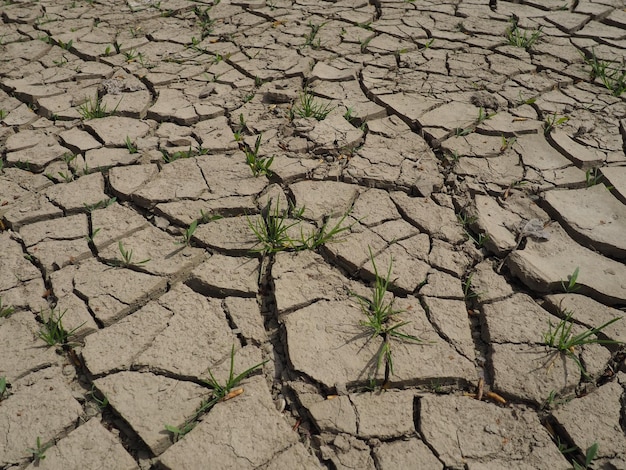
[115,241,151,267]
[27,437,52,463]
[243,134,274,177]
[165,345,267,441]
[292,90,334,121]
[505,15,542,50]
[351,248,428,387]
[38,308,84,347]
[78,96,117,120]
[584,49,626,97]
[543,306,622,379]
[248,201,352,255]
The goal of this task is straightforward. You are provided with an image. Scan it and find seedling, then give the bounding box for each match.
[116,241,150,267]
[57,38,73,50]
[572,442,599,470]
[543,309,622,378]
[177,220,198,246]
[421,38,435,50]
[544,113,569,135]
[505,16,542,50]
[86,227,100,244]
[500,135,517,152]
[303,20,326,49]
[0,296,15,318]
[343,107,358,125]
[476,107,495,124]
[83,197,116,212]
[292,90,334,121]
[125,136,138,154]
[518,91,536,105]
[455,126,473,137]
[38,308,84,346]
[248,203,301,255]
[462,273,483,301]
[123,49,138,61]
[244,134,274,177]
[165,345,267,441]
[58,171,73,183]
[78,96,109,120]
[561,267,580,293]
[301,214,352,250]
[249,202,352,255]
[472,232,490,248]
[199,210,223,224]
[0,376,9,401]
[161,147,194,163]
[88,385,109,410]
[27,437,52,462]
[360,36,373,53]
[584,49,626,97]
[352,248,427,385]
[585,168,602,187]
[194,6,216,38]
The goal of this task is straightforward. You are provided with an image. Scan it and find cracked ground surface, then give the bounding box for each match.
[1,0,626,468]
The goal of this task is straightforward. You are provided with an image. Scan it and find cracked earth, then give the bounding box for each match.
[1,0,626,468]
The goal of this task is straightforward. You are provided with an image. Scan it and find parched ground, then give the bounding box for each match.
[1,0,626,468]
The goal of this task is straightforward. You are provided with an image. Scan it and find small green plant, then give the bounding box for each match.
[86,227,100,244]
[78,96,110,119]
[585,168,602,187]
[83,197,116,212]
[343,107,358,124]
[561,267,580,293]
[161,147,194,163]
[352,248,427,386]
[248,203,301,255]
[38,308,84,346]
[194,6,216,38]
[421,38,435,50]
[360,35,373,53]
[542,389,572,410]
[505,16,542,50]
[584,49,626,97]
[544,113,569,135]
[303,20,326,49]
[455,126,473,137]
[88,385,109,410]
[292,90,334,121]
[0,296,15,318]
[27,437,52,463]
[199,210,223,224]
[249,202,352,255]
[57,38,73,50]
[462,273,483,301]
[57,171,73,183]
[125,136,138,154]
[476,107,496,124]
[543,308,622,378]
[244,134,274,177]
[500,135,517,152]
[0,109,6,119]
[518,91,536,105]
[165,345,267,441]
[571,442,599,470]
[0,376,9,401]
[116,241,150,267]
[177,220,198,246]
